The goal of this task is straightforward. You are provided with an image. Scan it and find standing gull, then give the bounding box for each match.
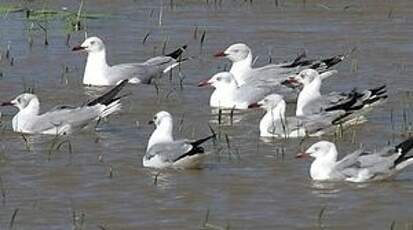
[73,36,186,86]
[296,139,413,182]
[143,111,215,169]
[214,43,344,86]
[1,80,128,135]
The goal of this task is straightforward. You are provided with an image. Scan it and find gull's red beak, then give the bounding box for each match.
[248,102,261,109]
[295,152,310,159]
[285,77,299,84]
[72,45,86,51]
[213,51,227,58]
[1,101,14,106]
[198,79,211,87]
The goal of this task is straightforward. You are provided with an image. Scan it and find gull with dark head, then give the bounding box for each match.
[1,80,128,135]
[144,111,215,169]
[73,36,186,86]
[296,139,413,182]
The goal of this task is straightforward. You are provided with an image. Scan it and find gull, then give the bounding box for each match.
[285,69,388,116]
[214,43,344,86]
[198,72,291,109]
[143,111,215,169]
[248,94,366,138]
[1,80,127,135]
[73,36,186,86]
[296,139,413,182]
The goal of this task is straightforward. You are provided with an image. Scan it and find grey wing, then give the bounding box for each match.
[302,97,332,115]
[28,106,102,132]
[234,82,278,104]
[298,110,346,133]
[357,146,398,168]
[108,63,151,83]
[335,149,365,171]
[146,140,194,163]
[249,66,295,84]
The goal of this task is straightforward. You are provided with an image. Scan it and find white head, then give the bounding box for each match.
[147,111,174,151]
[149,111,173,127]
[72,36,105,53]
[249,94,286,111]
[2,93,40,111]
[297,141,338,160]
[198,72,237,89]
[288,69,338,87]
[290,69,319,86]
[214,43,252,62]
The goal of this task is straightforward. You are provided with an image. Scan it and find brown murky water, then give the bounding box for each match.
[0,0,413,229]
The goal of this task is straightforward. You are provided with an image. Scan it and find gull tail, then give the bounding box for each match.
[87,80,128,106]
[394,138,413,170]
[165,45,187,60]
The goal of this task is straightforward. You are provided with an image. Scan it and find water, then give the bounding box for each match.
[0,0,412,229]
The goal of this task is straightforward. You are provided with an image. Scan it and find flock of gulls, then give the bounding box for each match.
[2,36,413,183]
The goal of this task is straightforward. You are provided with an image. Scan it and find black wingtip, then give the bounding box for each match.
[87,80,128,106]
[322,54,345,69]
[191,133,216,147]
[165,45,187,59]
[394,138,413,166]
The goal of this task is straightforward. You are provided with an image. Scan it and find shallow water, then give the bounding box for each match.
[0,0,413,229]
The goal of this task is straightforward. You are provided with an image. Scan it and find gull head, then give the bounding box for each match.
[296,141,335,159]
[198,72,235,88]
[249,94,284,110]
[1,93,39,111]
[289,69,319,86]
[214,43,251,62]
[149,111,173,127]
[72,36,105,53]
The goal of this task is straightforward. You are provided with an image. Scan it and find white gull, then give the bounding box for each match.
[73,36,186,86]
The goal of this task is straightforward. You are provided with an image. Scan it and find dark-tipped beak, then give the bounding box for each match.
[295,152,310,159]
[72,45,86,51]
[148,120,154,125]
[1,101,14,106]
[285,78,299,84]
[198,80,211,87]
[213,51,227,58]
[248,102,261,109]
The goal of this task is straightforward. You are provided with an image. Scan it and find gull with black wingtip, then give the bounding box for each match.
[143,111,215,169]
[1,80,128,135]
[296,139,413,182]
[73,36,186,86]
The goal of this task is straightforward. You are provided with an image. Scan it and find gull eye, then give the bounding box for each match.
[153,116,157,121]
[17,98,21,103]
[90,41,96,45]
[216,77,221,81]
